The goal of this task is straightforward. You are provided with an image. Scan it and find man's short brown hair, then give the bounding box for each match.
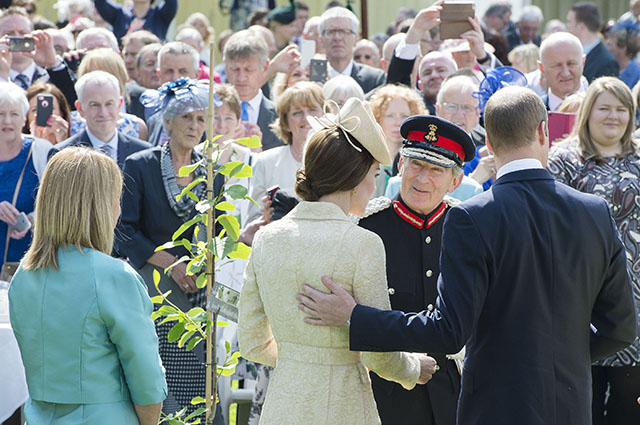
[484,87,547,155]
[571,2,601,33]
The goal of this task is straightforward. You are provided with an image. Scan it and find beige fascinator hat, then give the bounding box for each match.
[307,98,392,165]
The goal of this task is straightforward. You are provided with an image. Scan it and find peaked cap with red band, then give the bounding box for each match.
[399,115,476,168]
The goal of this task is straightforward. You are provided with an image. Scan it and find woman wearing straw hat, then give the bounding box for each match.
[238,98,436,424]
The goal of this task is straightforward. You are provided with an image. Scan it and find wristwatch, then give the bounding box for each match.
[477,53,491,65]
[47,55,65,71]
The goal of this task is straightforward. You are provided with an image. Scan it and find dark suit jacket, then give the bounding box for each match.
[257,96,281,151]
[350,168,637,425]
[584,40,619,83]
[125,80,146,120]
[46,63,77,110]
[49,129,152,170]
[506,30,541,53]
[351,62,386,94]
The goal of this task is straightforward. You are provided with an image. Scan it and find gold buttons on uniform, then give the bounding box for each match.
[427,304,434,311]
[388,288,395,295]
[426,270,433,277]
[425,236,431,244]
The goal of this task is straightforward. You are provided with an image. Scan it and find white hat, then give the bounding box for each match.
[307,98,392,165]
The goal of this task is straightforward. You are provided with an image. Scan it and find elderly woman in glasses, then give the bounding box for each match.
[117,78,223,418]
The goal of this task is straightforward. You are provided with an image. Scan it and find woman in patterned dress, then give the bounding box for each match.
[547,76,640,425]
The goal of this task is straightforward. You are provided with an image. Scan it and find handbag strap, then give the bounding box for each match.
[3,142,33,266]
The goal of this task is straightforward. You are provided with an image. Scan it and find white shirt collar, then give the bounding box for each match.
[86,127,118,160]
[496,158,543,180]
[329,60,354,79]
[10,61,36,84]
[547,83,586,112]
[242,90,263,124]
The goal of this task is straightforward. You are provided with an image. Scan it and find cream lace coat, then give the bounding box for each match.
[238,202,421,425]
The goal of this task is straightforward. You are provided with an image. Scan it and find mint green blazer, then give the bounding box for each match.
[9,246,167,422]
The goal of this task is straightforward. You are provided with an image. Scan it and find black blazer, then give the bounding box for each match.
[350,168,637,425]
[49,129,152,170]
[506,30,541,53]
[125,80,146,120]
[351,62,386,94]
[583,40,619,83]
[256,96,281,151]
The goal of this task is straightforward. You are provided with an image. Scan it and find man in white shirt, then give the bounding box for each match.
[319,6,385,94]
[537,32,585,112]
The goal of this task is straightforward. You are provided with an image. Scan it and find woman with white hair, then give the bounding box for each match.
[117,78,223,418]
[0,82,51,281]
[322,75,364,108]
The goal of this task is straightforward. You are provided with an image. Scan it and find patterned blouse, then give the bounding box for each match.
[547,140,640,367]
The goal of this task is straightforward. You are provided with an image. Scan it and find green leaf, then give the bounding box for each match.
[155,240,183,252]
[150,295,164,304]
[218,161,244,176]
[172,215,202,241]
[190,397,206,405]
[178,160,203,177]
[231,163,252,178]
[194,273,206,289]
[228,242,251,260]
[215,201,236,211]
[225,340,231,354]
[186,335,203,351]
[230,351,242,361]
[183,407,207,421]
[233,134,261,148]
[158,314,181,325]
[213,236,236,259]
[217,215,240,240]
[168,321,187,343]
[153,269,161,286]
[225,184,249,200]
[187,307,205,317]
[156,305,180,316]
[176,176,206,201]
[178,330,195,348]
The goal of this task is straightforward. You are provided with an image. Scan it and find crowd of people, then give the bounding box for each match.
[1,0,640,424]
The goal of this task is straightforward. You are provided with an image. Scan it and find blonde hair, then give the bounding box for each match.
[570,77,637,163]
[78,48,129,103]
[21,147,123,271]
[271,81,324,145]
[369,84,427,123]
[507,44,540,74]
[557,92,585,114]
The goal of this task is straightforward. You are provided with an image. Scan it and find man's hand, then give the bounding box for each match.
[469,154,496,184]
[460,17,487,60]
[297,275,356,326]
[0,38,11,80]
[406,2,443,45]
[266,44,300,82]
[30,30,57,68]
[417,355,438,384]
[238,216,269,246]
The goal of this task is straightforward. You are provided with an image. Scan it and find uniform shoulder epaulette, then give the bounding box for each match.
[357,197,392,222]
[443,195,461,208]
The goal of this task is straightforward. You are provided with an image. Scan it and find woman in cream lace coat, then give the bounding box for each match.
[238,98,435,424]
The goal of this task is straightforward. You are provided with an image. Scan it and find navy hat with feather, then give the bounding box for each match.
[400,115,475,168]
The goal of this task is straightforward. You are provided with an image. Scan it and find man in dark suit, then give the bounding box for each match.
[506,5,542,52]
[361,115,475,425]
[223,30,280,150]
[319,6,385,94]
[50,70,151,169]
[567,2,618,83]
[298,87,637,425]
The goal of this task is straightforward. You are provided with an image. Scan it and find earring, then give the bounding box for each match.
[352,188,357,195]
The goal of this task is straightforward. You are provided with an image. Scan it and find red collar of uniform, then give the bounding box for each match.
[392,200,447,229]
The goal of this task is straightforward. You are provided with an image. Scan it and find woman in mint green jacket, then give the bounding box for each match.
[9,147,167,425]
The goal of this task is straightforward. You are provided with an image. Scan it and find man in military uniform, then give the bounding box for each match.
[359,115,475,425]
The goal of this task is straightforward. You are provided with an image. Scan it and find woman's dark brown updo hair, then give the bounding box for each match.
[295,126,375,202]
